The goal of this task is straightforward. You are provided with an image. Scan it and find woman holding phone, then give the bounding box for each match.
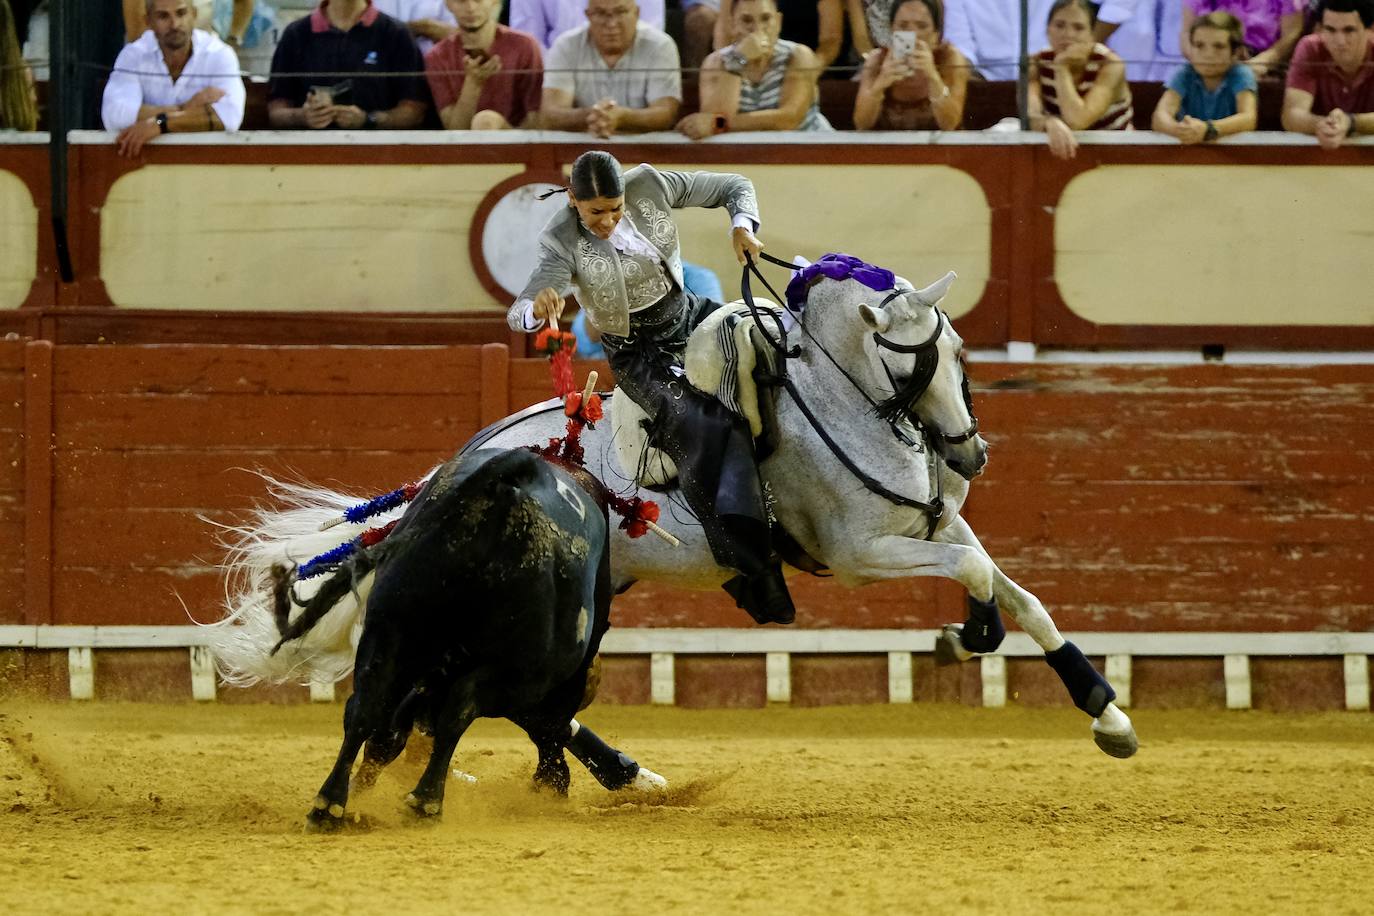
[853,0,969,131]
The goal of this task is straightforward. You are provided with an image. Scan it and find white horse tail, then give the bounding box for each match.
[200,471,434,687]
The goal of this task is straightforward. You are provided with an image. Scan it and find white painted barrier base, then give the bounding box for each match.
[1,626,1370,709]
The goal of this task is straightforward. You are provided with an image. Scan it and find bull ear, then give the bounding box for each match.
[914,271,957,307]
[859,303,891,332]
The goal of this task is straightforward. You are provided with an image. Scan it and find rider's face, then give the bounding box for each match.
[571,194,624,239]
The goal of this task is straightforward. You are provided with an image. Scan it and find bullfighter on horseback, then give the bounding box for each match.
[510,150,794,626]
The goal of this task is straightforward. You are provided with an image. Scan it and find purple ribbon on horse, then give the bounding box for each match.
[785,253,896,313]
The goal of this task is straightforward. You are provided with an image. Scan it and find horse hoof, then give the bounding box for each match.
[1092,726,1139,759]
[628,767,668,792]
[933,624,975,667]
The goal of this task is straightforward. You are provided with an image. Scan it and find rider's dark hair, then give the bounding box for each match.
[569,150,624,200]
[537,150,624,202]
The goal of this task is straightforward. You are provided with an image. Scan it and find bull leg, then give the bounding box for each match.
[354,728,409,793]
[509,714,573,795]
[404,680,477,820]
[306,693,370,833]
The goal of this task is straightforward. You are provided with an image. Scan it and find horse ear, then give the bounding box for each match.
[914,271,958,307]
[859,303,891,332]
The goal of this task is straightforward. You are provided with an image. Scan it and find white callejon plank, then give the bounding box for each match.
[650,652,675,705]
[1344,655,1370,711]
[888,651,914,704]
[189,646,217,702]
[309,679,336,703]
[68,647,94,700]
[1105,654,1132,708]
[980,655,1007,708]
[1224,654,1252,709]
[765,652,791,704]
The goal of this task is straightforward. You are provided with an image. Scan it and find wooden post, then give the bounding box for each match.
[23,340,54,626]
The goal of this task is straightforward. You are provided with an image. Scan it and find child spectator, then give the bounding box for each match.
[679,0,831,136]
[1181,0,1304,78]
[1152,11,1257,141]
[853,0,969,130]
[1028,0,1134,159]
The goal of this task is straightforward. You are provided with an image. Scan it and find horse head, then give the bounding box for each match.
[857,271,989,480]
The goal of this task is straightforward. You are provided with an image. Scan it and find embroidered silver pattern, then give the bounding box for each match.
[577,237,628,335]
[620,252,671,311]
[634,198,677,250]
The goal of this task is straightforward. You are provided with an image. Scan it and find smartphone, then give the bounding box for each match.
[890,30,917,60]
[308,79,353,106]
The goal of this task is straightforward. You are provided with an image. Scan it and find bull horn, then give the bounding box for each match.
[914,271,957,307]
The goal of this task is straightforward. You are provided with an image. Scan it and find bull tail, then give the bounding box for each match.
[269,554,378,656]
[199,470,434,687]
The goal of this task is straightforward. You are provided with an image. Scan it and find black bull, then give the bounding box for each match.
[274,448,648,829]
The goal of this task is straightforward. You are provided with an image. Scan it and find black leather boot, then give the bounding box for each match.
[723,565,796,625]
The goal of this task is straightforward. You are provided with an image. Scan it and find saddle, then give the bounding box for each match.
[610,298,786,487]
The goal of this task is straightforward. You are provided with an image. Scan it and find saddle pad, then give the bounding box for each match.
[611,299,784,487]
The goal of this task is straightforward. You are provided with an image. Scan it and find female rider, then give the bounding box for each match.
[508,150,794,625]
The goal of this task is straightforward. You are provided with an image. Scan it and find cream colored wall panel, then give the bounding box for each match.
[0,171,38,309]
[100,164,523,311]
[663,164,990,317]
[1057,165,1374,326]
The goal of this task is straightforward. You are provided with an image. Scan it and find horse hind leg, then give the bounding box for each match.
[567,720,667,792]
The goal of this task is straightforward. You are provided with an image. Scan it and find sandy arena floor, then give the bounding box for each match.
[1,701,1371,915]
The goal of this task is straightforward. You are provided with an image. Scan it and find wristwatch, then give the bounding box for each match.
[363,111,380,130]
[155,111,169,134]
[1203,120,1218,142]
[1347,114,1360,138]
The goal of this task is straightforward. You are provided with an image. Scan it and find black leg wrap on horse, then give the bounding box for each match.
[959,594,1005,653]
[1045,641,1115,717]
[566,727,640,791]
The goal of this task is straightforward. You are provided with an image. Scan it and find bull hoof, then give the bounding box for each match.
[627,767,668,793]
[933,624,975,666]
[403,792,443,820]
[1092,723,1139,759]
[304,797,347,833]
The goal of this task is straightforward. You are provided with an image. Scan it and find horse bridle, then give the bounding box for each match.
[741,253,978,538]
[870,310,981,446]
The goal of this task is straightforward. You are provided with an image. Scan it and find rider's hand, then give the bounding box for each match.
[533,287,565,328]
[731,226,764,265]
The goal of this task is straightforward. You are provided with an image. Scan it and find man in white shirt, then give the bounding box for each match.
[512,0,665,49]
[102,0,246,157]
[1095,0,1184,81]
[540,0,681,136]
[943,0,1056,81]
[371,0,458,54]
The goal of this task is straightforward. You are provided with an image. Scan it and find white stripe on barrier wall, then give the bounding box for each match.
[1,627,1368,709]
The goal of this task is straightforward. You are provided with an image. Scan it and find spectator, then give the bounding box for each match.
[944,0,1055,80]
[1028,0,1134,159]
[847,0,893,54]
[212,1,280,77]
[540,0,681,137]
[102,0,245,156]
[853,0,969,130]
[679,0,831,136]
[714,0,844,72]
[1282,0,1374,148]
[681,0,719,69]
[426,0,541,129]
[267,0,428,130]
[1,0,37,131]
[372,0,457,54]
[1152,12,1257,140]
[1094,0,1186,81]
[1181,0,1304,78]
[513,0,665,48]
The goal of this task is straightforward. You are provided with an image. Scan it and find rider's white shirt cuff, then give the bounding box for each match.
[731,213,757,233]
[518,300,544,331]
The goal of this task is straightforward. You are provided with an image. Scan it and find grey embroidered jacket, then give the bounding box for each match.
[509,164,759,337]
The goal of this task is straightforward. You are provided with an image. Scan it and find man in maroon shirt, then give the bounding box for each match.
[1282,0,1374,149]
[424,0,544,128]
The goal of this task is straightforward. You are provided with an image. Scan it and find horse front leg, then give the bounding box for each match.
[935,516,1138,759]
[830,532,996,601]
